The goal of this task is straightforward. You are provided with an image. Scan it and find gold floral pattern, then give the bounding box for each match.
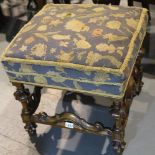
[59,41,69,47]
[49,19,62,26]
[92,29,103,37]
[108,6,119,10]
[111,14,125,18]
[93,7,105,12]
[21,23,36,33]
[34,76,47,84]
[86,51,102,66]
[65,20,89,32]
[96,44,116,53]
[126,18,138,29]
[31,43,47,57]
[19,64,35,73]
[37,25,47,31]
[57,50,74,63]
[41,16,52,24]
[77,51,87,60]
[52,34,70,40]
[74,39,91,49]
[106,21,121,30]
[103,33,128,42]
[34,33,48,41]
[56,12,75,18]
[25,37,35,44]
[50,48,56,54]
[20,45,27,52]
[93,72,110,82]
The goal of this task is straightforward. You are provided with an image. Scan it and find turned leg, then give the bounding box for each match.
[111,75,135,154]
[111,101,126,154]
[12,83,42,136]
[111,98,132,154]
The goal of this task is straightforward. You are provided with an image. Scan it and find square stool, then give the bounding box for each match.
[1,4,148,154]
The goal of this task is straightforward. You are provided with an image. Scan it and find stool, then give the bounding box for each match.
[1,4,148,154]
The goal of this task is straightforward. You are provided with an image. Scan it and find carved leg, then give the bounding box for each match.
[111,98,133,154]
[111,75,135,154]
[12,83,42,136]
[111,101,126,154]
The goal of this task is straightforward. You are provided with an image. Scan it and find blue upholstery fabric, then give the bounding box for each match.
[1,4,148,98]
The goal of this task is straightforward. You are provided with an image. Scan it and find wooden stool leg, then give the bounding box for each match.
[111,75,136,154]
[111,101,126,154]
[12,83,42,136]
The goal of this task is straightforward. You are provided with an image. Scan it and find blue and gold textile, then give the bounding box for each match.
[1,4,148,99]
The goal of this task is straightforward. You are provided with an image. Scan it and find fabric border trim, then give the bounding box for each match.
[10,79,124,99]
[5,69,123,86]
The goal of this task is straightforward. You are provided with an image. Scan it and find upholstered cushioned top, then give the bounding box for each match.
[1,4,148,98]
